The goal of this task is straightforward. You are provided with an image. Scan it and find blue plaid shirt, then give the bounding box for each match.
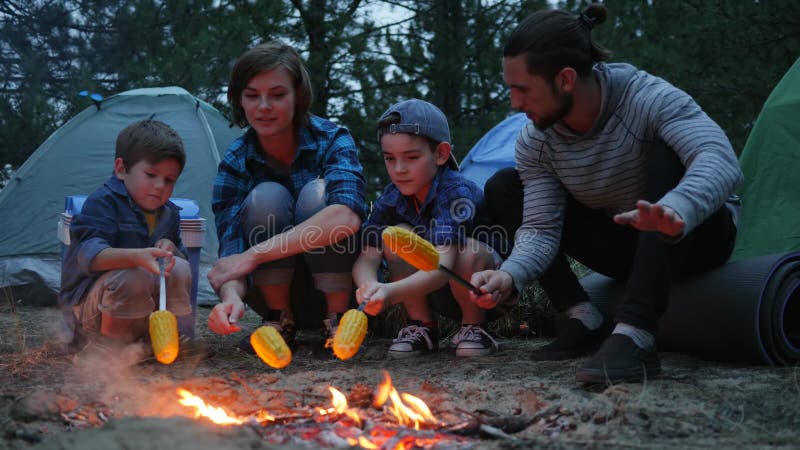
[60,175,186,307]
[363,167,494,250]
[213,115,366,257]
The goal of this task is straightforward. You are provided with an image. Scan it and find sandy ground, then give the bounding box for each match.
[1,303,799,450]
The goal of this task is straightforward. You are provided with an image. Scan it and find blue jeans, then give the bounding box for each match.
[241,179,358,295]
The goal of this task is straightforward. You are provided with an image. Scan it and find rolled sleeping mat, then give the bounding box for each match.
[580,252,800,366]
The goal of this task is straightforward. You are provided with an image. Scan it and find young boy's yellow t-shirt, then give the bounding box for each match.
[142,210,157,236]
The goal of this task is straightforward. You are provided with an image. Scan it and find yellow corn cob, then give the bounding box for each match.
[149,310,179,364]
[381,226,439,271]
[250,326,292,369]
[332,309,368,360]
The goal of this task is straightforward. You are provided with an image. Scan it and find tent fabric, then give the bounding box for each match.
[459,113,528,188]
[732,58,800,260]
[0,86,243,305]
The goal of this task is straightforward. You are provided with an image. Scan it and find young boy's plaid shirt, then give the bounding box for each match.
[213,116,366,257]
[362,167,496,250]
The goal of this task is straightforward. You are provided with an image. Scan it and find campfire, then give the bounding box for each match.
[39,367,540,449]
[174,371,463,449]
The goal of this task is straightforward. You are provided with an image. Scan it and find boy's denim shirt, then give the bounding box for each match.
[59,175,186,307]
[362,166,499,251]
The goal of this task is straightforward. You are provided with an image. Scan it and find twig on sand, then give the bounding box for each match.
[452,405,543,438]
[261,388,330,401]
[453,407,479,420]
[478,423,518,441]
[230,373,261,398]
[0,344,60,379]
[227,373,328,402]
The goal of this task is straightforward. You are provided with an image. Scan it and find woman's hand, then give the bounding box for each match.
[208,251,255,293]
[208,296,246,335]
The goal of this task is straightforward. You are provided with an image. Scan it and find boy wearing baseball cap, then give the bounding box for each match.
[353,99,505,358]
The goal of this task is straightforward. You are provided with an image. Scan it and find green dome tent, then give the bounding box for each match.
[732,58,800,260]
[0,87,243,305]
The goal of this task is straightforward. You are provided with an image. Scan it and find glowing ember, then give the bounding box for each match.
[177,388,274,425]
[347,436,379,448]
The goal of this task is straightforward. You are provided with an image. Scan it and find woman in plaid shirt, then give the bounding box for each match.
[207,42,366,351]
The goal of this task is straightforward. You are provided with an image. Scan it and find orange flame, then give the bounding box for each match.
[175,370,438,448]
[177,389,244,425]
[329,386,349,412]
[373,371,393,408]
[326,386,362,425]
[373,371,438,429]
[176,388,274,425]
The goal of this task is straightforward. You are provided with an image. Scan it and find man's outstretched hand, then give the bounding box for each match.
[613,200,685,237]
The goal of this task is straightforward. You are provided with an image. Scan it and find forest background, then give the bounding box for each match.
[2,0,799,198]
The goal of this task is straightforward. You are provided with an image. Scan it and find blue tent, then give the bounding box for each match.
[460,113,528,188]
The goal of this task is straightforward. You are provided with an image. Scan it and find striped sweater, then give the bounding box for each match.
[500,62,743,293]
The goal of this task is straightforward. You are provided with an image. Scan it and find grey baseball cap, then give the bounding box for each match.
[377,99,459,170]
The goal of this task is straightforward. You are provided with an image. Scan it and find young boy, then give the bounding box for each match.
[60,119,193,365]
[353,99,503,358]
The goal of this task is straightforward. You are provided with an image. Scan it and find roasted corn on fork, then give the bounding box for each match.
[329,308,369,360]
[250,326,292,368]
[381,225,481,294]
[382,226,439,271]
[149,257,179,364]
[149,310,179,364]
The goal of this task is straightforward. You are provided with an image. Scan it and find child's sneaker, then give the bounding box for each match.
[451,324,499,357]
[388,321,438,359]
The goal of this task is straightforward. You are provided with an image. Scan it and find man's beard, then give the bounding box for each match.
[534,92,573,130]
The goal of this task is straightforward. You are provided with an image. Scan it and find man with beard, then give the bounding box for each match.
[468,3,742,384]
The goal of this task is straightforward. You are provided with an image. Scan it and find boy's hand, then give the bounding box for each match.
[470,270,514,309]
[356,281,393,316]
[154,238,178,254]
[138,248,174,275]
[208,297,246,335]
[208,252,255,293]
[613,200,685,237]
